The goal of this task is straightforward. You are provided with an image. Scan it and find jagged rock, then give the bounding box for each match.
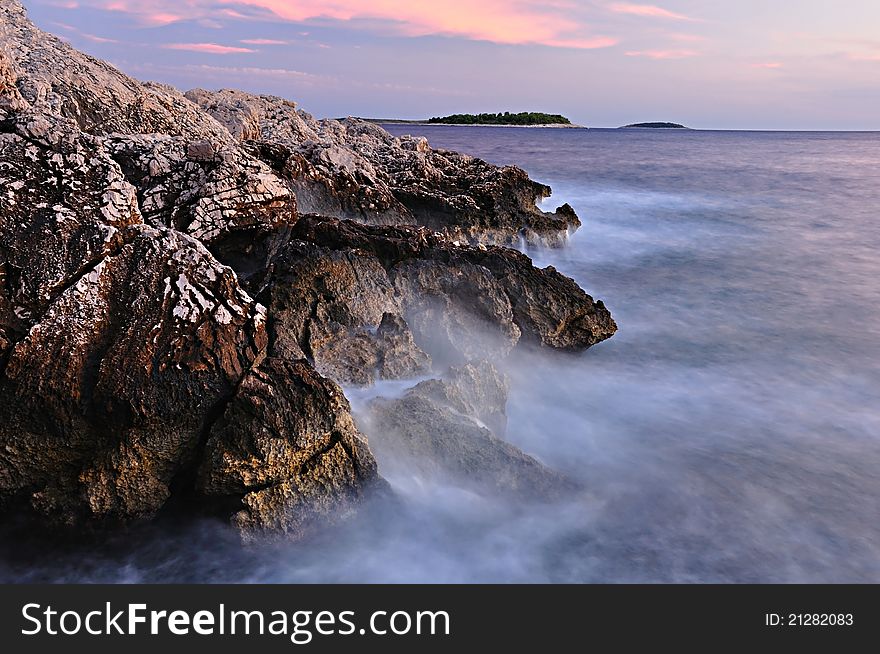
[0,1,380,535]
[408,361,510,436]
[105,134,295,251]
[373,312,432,380]
[187,88,580,245]
[0,111,140,330]
[198,357,378,541]
[186,140,215,162]
[0,140,377,531]
[365,362,572,499]
[286,214,616,353]
[0,47,26,117]
[465,247,617,350]
[186,89,414,226]
[0,224,268,524]
[263,238,431,386]
[260,214,613,387]
[1,0,298,268]
[0,0,231,141]
[391,257,521,365]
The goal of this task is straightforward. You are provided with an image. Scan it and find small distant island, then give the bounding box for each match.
[428,111,573,126]
[620,122,688,129]
[359,112,580,127]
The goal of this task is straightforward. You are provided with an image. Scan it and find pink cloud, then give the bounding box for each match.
[668,32,707,43]
[625,49,698,59]
[229,0,617,48]
[217,8,250,19]
[53,20,119,43]
[544,36,620,49]
[80,32,119,43]
[163,43,257,54]
[240,38,289,45]
[752,62,783,69]
[99,1,183,25]
[74,1,619,49]
[609,3,697,21]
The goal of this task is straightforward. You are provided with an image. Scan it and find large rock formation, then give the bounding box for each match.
[0,0,616,539]
[187,88,581,246]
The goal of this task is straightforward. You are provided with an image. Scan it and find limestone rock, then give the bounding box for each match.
[0,47,26,116]
[187,88,580,245]
[0,0,230,141]
[286,215,616,354]
[198,357,379,541]
[264,238,431,386]
[106,134,295,251]
[0,1,380,536]
[0,111,140,329]
[0,224,268,524]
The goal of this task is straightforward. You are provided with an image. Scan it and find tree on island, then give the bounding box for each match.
[428,112,572,125]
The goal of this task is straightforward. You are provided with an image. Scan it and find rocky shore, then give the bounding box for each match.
[0,0,615,541]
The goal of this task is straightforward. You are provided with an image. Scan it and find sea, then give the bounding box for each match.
[4,127,878,583]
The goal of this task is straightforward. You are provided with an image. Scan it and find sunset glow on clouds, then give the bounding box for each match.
[23,0,880,129]
[624,49,697,59]
[63,0,623,49]
[164,42,256,54]
[239,38,289,45]
[609,3,695,21]
[35,1,702,51]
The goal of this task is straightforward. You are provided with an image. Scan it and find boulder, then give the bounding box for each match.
[198,357,379,541]
[365,362,573,499]
[0,224,268,525]
[286,214,616,354]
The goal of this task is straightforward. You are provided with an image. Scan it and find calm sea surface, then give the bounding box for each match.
[381,126,880,582]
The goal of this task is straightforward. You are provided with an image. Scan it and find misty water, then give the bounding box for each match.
[4,127,879,583]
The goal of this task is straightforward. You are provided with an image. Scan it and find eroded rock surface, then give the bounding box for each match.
[198,357,379,541]
[0,1,378,537]
[0,224,268,524]
[0,0,230,141]
[284,214,616,356]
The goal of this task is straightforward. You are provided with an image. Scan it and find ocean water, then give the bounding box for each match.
[382,125,880,582]
[3,127,878,583]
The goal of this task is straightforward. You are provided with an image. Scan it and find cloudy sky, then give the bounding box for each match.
[24,1,880,129]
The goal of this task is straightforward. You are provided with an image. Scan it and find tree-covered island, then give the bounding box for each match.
[427,111,572,125]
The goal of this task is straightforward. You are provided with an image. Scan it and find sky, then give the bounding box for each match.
[22,0,880,130]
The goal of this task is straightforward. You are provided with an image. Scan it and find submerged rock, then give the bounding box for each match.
[365,362,574,499]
